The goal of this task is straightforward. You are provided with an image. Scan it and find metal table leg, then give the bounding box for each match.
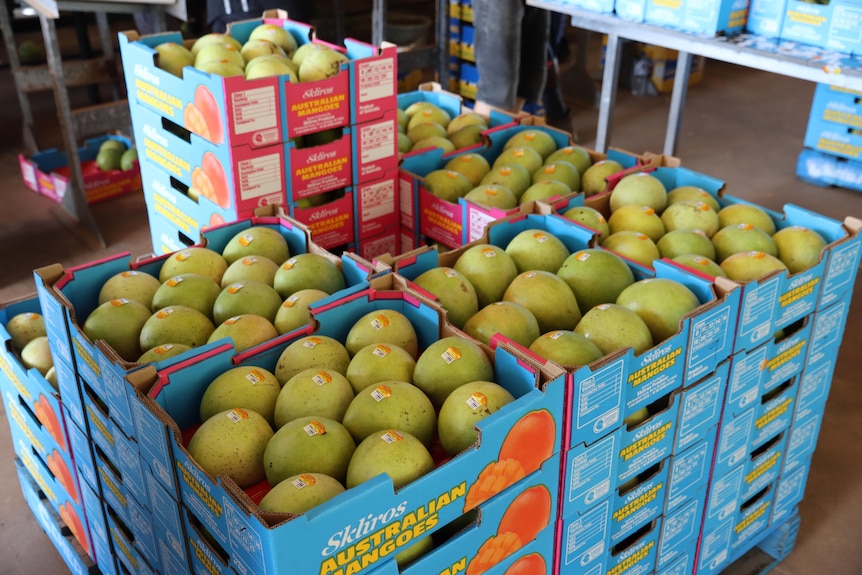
[595,32,622,154]
[0,1,39,153]
[664,50,692,157]
[40,13,106,249]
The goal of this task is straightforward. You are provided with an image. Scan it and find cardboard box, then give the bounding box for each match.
[657,546,697,575]
[353,226,403,262]
[697,482,777,575]
[192,455,561,575]
[93,444,161,571]
[459,22,475,62]
[781,0,862,54]
[707,430,788,524]
[458,62,478,101]
[656,484,706,571]
[796,146,862,194]
[0,296,76,459]
[665,430,717,512]
[560,511,662,575]
[131,102,391,221]
[3,385,84,510]
[809,83,862,132]
[616,0,649,22]
[634,44,706,94]
[17,134,141,205]
[120,14,397,146]
[746,0,789,36]
[724,317,812,417]
[10,426,93,561]
[393,207,738,445]
[770,457,811,528]
[286,190,356,249]
[804,114,862,162]
[561,410,677,520]
[75,464,117,574]
[713,379,798,481]
[103,498,160,575]
[550,0,615,14]
[32,210,382,446]
[399,121,578,249]
[645,0,750,35]
[715,201,858,352]
[128,275,566,575]
[353,169,400,240]
[14,458,101,575]
[673,361,728,454]
[80,377,149,505]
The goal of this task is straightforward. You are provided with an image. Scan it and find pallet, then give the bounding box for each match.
[719,513,801,575]
[14,457,102,575]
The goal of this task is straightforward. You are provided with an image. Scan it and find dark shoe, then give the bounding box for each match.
[545,110,578,142]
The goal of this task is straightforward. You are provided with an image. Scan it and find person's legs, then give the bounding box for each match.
[472,0,525,112]
[517,6,550,105]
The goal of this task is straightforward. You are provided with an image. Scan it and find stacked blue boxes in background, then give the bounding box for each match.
[448,0,478,104]
[797,83,862,195]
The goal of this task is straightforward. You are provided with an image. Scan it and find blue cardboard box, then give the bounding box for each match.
[714,378,798,479]
[32,209,380,443]
[724,318,812,417]
[746,0,789,36]
[120,15,397,146]
[129,274,566,575]
[656,484,706,572]
[697,482,777,575]
[673,360,729,454]
[14,458,101,575]
[796,147,862,194]
[665,429,717,512]
[771,456,811,527]
[781,0,862,54]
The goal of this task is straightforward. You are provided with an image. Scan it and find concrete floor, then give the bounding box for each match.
[0,24,861,575]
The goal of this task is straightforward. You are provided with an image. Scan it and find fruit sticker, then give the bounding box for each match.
[372,344,391,357]
[227,407,250,422]
[381,429,403,444]
[151,344,177,355]
[370,314,390,330]
[110,298,131,307]
[441,346,462,364]
[466,392,488,410]
[238,233,255,247]
[292,474,317,489]
[311,371,332,386]
[370,385,392,402]
[245,369,266,385]
[156,308,175,319]
[303,420,327,436]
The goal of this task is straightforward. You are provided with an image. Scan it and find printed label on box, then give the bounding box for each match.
[231,86,279,136]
